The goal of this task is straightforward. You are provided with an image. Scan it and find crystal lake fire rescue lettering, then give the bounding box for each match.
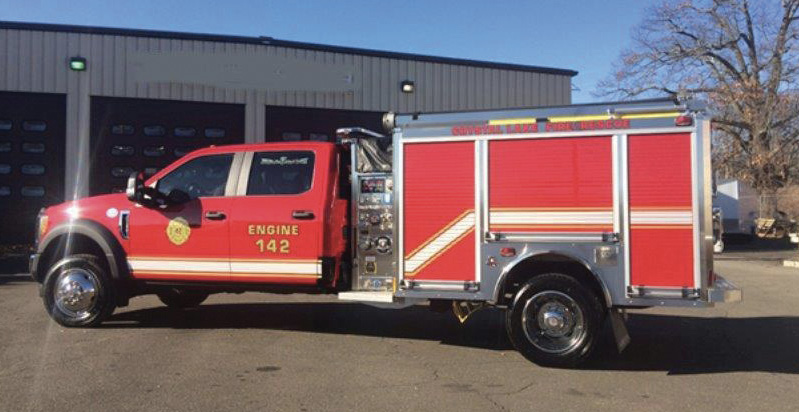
[450,119,631,136]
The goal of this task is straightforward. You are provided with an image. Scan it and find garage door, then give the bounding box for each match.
[90,97,245,195]
[0,92,66,245]
[266,106,383,143]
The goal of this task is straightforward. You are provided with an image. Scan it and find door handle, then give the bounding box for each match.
[205,211,227,220]
[292,210,315,220]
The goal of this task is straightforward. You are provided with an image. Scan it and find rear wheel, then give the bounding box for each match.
[506,273,603,367]
[157,289,209,309]
[42,254,117,327]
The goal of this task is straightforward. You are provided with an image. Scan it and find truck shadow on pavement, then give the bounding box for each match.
[0,274,32,285]
[105,303,799,375]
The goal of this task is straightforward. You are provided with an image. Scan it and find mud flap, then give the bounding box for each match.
[609,308,630,353]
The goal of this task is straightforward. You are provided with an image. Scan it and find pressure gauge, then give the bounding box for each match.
[375,236,392,253]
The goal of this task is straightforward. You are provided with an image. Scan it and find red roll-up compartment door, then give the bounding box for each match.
[628,133,695,288]
[489,137,613,233]
[403,141,475,282]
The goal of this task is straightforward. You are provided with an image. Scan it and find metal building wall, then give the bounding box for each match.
[0,27,573,198]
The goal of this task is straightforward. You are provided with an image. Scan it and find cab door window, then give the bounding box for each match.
[157,154,233,199]
[247,151,315,195]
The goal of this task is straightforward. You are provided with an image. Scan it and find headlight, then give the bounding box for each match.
[35,209,48,246]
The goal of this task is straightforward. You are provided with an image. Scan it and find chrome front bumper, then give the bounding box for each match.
[708,275,742,303]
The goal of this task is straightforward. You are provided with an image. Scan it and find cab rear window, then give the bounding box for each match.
[247,151,314,196]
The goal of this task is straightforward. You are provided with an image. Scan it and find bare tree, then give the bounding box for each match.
[597,0,799,215]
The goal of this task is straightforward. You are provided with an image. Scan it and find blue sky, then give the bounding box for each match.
[0,0,657,102]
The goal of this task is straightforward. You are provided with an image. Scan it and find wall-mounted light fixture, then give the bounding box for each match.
[69,56,87,71]
[401,80,415,93]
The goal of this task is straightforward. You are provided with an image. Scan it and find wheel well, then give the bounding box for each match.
[497,253,608,308]
[36,233,107,282]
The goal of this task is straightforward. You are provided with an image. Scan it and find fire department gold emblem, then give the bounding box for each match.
[166,217,191,246]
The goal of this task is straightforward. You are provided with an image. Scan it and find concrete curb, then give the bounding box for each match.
[783,260,799,268]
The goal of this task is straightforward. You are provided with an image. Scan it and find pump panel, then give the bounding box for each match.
[352,173,396,291]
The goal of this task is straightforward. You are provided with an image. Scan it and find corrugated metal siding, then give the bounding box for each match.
[0,27,572,198]
[0,28,571,111]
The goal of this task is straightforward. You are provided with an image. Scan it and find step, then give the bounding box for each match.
[337,291,394,303]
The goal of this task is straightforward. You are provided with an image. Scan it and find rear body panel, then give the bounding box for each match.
[386,99,723,307]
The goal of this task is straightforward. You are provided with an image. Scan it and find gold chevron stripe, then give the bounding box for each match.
[404,209,474,259]
[404,227,474,277]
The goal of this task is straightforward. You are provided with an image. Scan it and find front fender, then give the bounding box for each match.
[33,219,129,283]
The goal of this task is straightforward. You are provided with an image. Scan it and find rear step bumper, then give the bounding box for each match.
[708,275,742,303]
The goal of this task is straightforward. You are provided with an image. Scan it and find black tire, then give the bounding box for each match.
[42,254,117,327]
[506,273,604,368]
[157,289,209,309]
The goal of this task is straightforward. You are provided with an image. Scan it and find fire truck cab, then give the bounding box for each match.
[30,98,741,367]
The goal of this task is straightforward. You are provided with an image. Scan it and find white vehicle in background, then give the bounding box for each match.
[713,207,724,253]
[714,178,799,248]
[714,179,758,242]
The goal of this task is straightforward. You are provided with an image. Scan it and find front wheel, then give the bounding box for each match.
[506,273,603,367]
[42,254,117,327]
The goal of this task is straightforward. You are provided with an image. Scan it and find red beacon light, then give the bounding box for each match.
[500,247,517,257]
[675,114,693,127]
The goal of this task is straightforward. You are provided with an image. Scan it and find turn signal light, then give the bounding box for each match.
[500,247,516,257]
[675,115,693,126]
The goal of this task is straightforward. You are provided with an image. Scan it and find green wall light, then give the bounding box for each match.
[69,57,87,71]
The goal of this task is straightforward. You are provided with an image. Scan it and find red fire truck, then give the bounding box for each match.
[30,98,741,367]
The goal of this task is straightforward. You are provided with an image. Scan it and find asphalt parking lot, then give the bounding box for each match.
[2,258,799,412]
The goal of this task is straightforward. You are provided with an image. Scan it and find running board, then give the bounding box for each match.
[337,291,395,303]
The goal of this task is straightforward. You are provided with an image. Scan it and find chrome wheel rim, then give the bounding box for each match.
[521,291,586,354]
[54,268,99,320]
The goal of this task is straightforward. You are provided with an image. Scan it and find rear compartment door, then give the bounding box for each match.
[401,141,477,287]
[227,148,327,284]
[626,132,698,293]
[488,136,614,235]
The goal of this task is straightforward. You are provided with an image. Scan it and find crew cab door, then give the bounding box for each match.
[228,148,329,284]
[127,153,237,282]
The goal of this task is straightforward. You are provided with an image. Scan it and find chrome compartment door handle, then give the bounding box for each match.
[292,210,315,220]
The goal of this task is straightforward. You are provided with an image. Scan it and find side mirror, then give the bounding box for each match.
[166,189,191,205]
[126,172,144,202]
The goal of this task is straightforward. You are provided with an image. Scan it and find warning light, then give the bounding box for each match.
[675,115,693,126]
[500,247,517,257]
[69,57,87,71]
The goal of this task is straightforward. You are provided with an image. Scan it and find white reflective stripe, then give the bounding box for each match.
[405,212,475,273]
[230,261,321,275]
[128,259,321,275]
[487,210,692,226]
[129,259,230,272]
[630,210,693,225]
[490,211,613,225]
